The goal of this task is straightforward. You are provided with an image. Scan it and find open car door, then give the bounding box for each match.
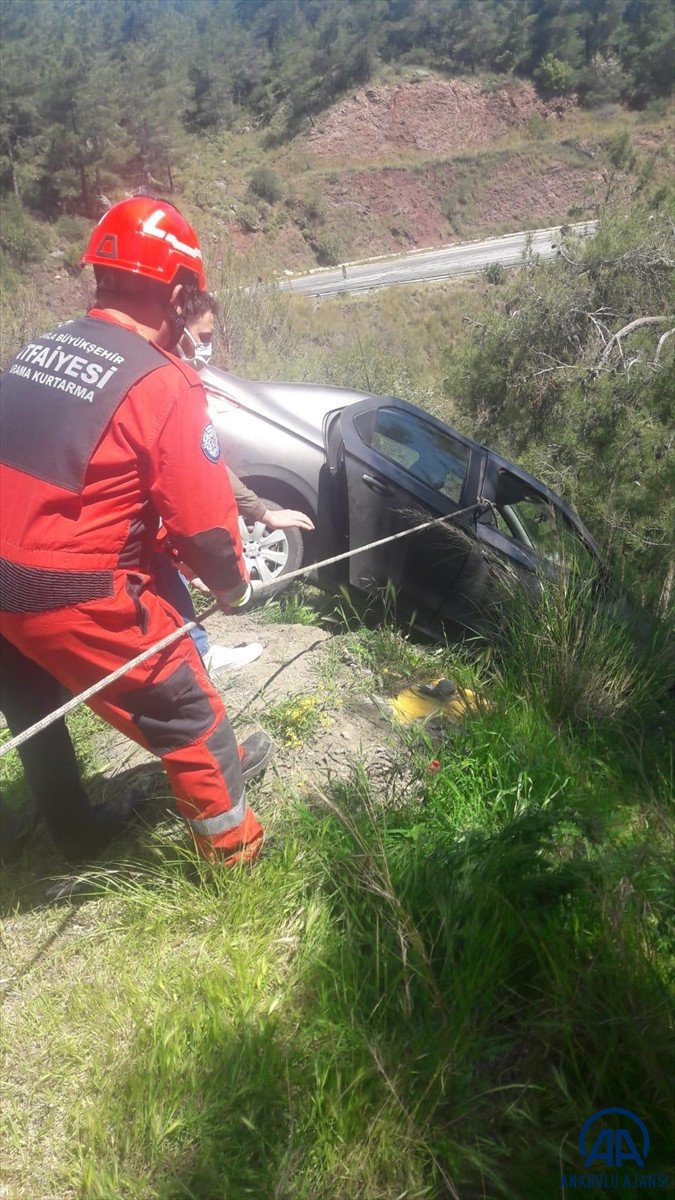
[338,398,482,625]
[476,454,599,596]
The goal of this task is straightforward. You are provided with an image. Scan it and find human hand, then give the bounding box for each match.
[189,576,211,595]
[263,508,315,532]
[180,565,211,594]
[215,581,252,613]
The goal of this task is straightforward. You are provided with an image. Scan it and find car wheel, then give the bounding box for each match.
[238,499,304,600]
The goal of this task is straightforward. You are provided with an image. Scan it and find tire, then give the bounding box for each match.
[238,499,304,601]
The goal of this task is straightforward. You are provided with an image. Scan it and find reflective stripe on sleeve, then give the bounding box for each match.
[187,789,247,837]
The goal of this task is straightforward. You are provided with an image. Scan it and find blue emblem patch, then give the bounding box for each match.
[201,423,220,463]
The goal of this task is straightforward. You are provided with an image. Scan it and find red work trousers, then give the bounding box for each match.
[0,571,264,865]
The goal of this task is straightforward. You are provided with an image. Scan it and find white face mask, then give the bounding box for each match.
[180,327,213,368]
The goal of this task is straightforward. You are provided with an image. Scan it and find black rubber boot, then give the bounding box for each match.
[240,731,276,783]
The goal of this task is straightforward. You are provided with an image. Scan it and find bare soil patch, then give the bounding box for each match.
[94,615,405,799]
[305,78,574,163]
[323,168,451,252]
[467,159,603,229]
[320,157,602,256]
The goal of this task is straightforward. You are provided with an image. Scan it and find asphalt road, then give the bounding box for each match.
[282,221,597,298]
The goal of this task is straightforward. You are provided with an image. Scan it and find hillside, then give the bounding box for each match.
[2,64,672,287]
[304,77,574,160]
[140,87,673,275]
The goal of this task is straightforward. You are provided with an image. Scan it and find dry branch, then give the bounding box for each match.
[598,316,672,364]
[653,327,675,367]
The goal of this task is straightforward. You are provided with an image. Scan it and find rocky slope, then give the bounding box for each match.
[304,77,574,162]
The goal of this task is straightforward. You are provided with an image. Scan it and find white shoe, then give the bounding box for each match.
[202,643,263,676]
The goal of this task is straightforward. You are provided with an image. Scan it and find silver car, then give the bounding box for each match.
[203,365,599,628]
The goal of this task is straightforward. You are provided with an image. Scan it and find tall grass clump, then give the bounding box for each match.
[300,702,674,1196]
[0,249,55,369]
[0,194,48,267]
[492,562,674,733]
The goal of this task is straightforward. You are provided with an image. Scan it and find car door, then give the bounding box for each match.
[338,398,481,623]
[477,456,597,595]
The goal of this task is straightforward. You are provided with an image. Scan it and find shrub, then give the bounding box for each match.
[55,214,91,245]
[483,261,506,285]
[314,231,342,266]
[303,191,325,223]
[534,53,574,97]
[637,98,671,123]
[579,53,626,108]
[249,166,284,204]
[441,184,474,233]
[0,195,47,265]
[526,114,549,140]
[445,203,675,607]
[0,269,54,368]
[63,244,84,273]
[237,203,261,233]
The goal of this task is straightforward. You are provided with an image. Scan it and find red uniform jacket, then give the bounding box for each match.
[0,310,247,612]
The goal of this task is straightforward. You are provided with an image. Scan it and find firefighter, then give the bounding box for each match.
[0,196,274,866]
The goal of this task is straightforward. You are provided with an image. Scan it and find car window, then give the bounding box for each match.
[494,471,591,566]
[355,407,470,502]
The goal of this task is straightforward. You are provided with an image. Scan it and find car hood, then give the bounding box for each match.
[200,366,372,447]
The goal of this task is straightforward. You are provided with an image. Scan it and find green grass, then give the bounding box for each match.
[0,705,102,813]
[261,691,333,748]
[257,586,327,627]
[2,578,672,1199]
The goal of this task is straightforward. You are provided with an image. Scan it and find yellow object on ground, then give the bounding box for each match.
[391,678,484,724]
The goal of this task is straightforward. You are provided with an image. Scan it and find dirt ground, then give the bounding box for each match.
[95,613,410,807]
[318,157,602,256]
[304,78,574,162]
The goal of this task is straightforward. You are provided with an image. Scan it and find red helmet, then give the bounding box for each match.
[81,196,206,290]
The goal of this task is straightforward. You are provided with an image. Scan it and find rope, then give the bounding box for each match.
[0,502,479,758]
